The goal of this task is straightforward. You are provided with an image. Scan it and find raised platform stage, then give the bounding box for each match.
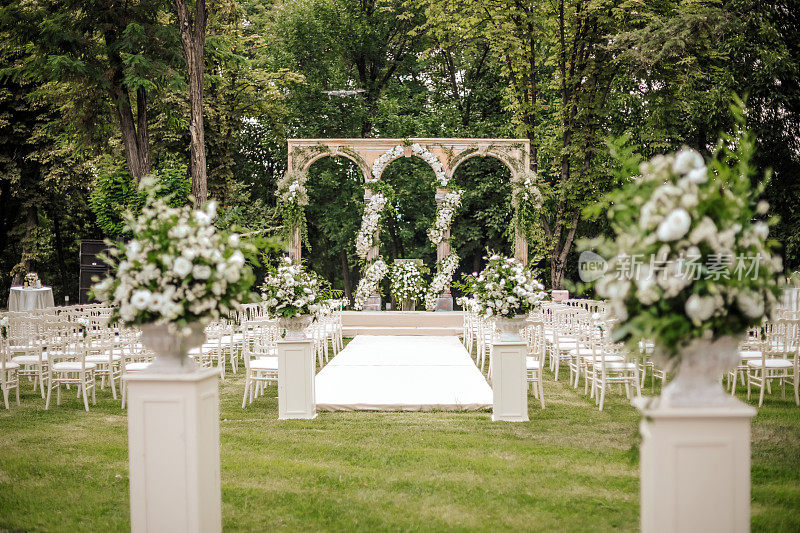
[315,335,492,411]
[341,311,463,337]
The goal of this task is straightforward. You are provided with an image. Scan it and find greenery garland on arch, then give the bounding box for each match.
[511,170,549,261]
[276,169,310,248]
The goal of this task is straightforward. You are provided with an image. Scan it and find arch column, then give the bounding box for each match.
[289,226,301,263]
[363,189,382,311]
[434,187,454,311]
[510,170,529,266]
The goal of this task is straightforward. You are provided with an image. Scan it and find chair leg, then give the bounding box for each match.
[15,381,20,405]
[730,370,737,396]
[2,387,8,410]
[747,372,752,401]
[538,375,545,409]
[598,382,606,411]
[82,379,90,412]
[758,369,766,407]
[242,378,250,409]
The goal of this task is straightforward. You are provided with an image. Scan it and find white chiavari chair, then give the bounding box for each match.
[10,313,48,398]
[1,334,21,409]
[45,320,97,412]
[587,337,641,411]
[241,318,279,407]
[747,319,799,407]
[525,317,547,409]
[83,316,122,399]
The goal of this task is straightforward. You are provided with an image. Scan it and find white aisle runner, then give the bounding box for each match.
[315,335,493,411]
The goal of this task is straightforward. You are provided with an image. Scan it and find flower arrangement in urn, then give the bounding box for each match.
[389,261,428,311]
[92,181,256,371]
[471,254,548,340]
[261,257,320,339]
[587,128,782,406]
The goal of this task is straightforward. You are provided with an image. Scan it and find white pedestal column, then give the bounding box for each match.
[126,368,222,533]
[635,399,756,533]
[490,341,529,422]
[278,339,317,420]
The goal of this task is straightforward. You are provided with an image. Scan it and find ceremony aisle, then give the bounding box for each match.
[0,356,798,531]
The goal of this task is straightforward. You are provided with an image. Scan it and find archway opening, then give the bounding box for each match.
[450,156,514,305]
[378,156,438,265]
[304,156,364,304]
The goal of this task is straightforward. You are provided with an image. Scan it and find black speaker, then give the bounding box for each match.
[80,239,109,268]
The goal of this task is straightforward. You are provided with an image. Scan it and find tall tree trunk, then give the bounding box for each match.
[103,28,152,183]
[12,205,37,285]
[175,0,208,204]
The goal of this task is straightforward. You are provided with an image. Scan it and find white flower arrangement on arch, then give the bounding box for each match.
[411,143,448,186]
[587,134,782,359]
[355,193,388,260]
[370,145,404,181]
[261,257,321,318]
[370,144,448,186]
[389,261,428,303]
[472,254,547,318]
[425,253,460,311]
[91,185,256,331]
[428,189,463,244]
[353,259,389,310]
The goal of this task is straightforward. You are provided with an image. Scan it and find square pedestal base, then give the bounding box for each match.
[635,398,756,533]
[125,368,222,533]
[491,342,529,422]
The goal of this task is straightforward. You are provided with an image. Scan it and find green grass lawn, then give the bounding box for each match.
[1,344,799,532]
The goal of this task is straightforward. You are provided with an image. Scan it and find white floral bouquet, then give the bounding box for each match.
[0,315,8,339]
[428,189,463,244]
[355,193,388,260]
[24,272,40,287]
[589,133,782,358]
[276,169,309,246]
[425,253,460,310]
[411,143,447,186]
[473,254,548,318]
[261,257,321,318]
[354,259,388,310]
[92,186,256,331]
[389,261,428,303]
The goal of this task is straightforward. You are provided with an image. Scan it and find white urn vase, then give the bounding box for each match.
[280,315,314,341]
[401,298,416,312]
[139,322,206,373]
[659,335,743,407]
[495,316,528,342]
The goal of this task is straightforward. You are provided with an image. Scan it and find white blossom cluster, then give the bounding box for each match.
[519,173,543,209]
[411,143,447,186]
[389,261,427,302]
[24,272,40,285]
[353,259,388,310]
[261,257,320,318]
[0,315,8,339]
[355,193,388,260]
[277,169,309,206]
[427,190,463,244]
[371,145,404,181]
[370,144,448,186]
[425,253,460,311]
[92,195,252,331]
[473,254,547,318]
[593,145,782,352]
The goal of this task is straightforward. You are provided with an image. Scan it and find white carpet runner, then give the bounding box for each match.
[315,335,493,411]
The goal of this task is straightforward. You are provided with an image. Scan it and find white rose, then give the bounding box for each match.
[685,294,716,323]
[656,208,692,242]
[736,291,765,319]
[229,234,241,247]
[193,264,212,280]
[148,292,165,313]
[173,257,193,277]
[672,149,704,174]
[131,289,152,311]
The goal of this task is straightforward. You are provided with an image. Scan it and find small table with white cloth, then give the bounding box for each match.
[7,286,55,312]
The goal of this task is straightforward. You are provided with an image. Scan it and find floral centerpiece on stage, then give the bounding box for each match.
[472,254,547,340]
[389,261,428,311]
[428,189,463,244]
[261,257,321,339]
[92,182,256,370]
[354,259,388,310]
[425,253,460,311]
[588,130,782,406]
[24,272,40,288]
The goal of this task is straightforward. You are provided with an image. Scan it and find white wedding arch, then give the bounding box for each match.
[285,137,532,310]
